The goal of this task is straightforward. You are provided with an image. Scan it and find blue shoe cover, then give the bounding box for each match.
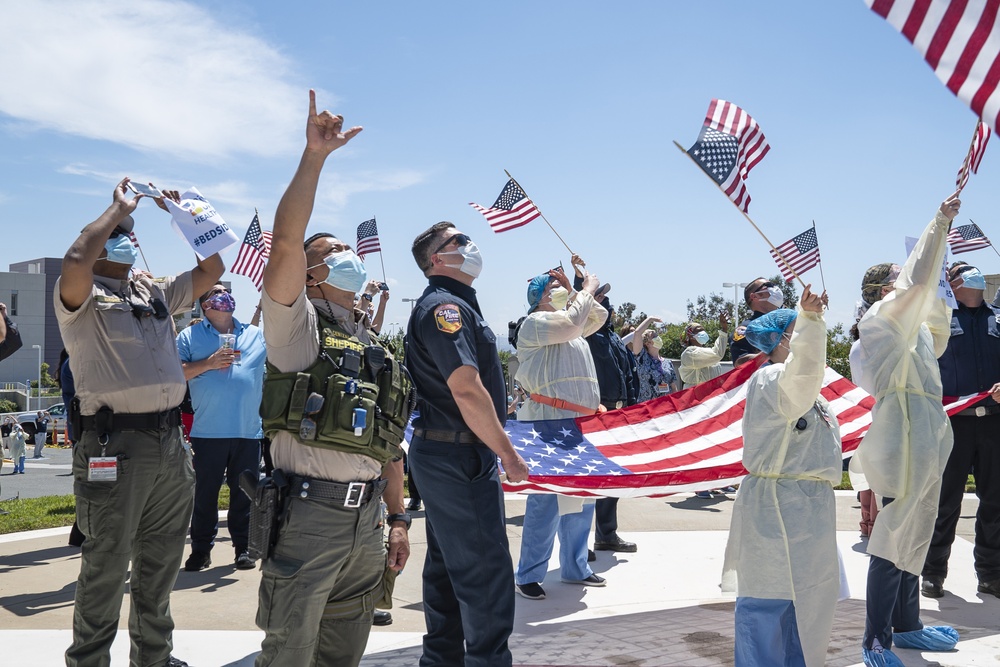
[893,625,959,651]
[863,645,904,667]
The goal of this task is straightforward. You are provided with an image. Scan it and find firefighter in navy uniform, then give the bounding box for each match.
[405,222,530,667]
[253,90,411,667]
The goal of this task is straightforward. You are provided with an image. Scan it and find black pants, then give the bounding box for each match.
[189,437,261,554]
[924,413,1000,583]
[595,497,619,542]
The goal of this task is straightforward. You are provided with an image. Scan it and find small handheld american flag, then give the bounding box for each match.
[956,120,991,192]
[231,213,272,291]
[469,179,541,233]
[947,222,992,255]
[356,218,381,260]
[770,227,821,281]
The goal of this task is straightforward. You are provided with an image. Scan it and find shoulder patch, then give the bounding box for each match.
[434,304,463,333]
[733,325,747,341]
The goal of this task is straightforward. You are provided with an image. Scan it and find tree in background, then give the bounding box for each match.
[613,302,647,334]
[827,323,853,381]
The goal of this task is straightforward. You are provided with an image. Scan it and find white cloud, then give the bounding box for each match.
[318,169,428,210]
[0,0,308,161]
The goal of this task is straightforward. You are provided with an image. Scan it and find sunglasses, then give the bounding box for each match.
[434,233,472,254]
[208,287,233,295]
[298,392,326,441]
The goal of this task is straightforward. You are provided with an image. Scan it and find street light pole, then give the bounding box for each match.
[401,298,419,312]
[31,344,41,412]
[722,283,748,330]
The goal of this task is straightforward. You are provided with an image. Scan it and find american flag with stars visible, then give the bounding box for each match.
[356,218,381,260]
[866,0,1000,135]
[686,99,770,213]
[770,227,821,281]
[956,120,991,191]
[231,214,272,291]
[469,179,542,233]
[485,361,989,498]
[947,222,992,254]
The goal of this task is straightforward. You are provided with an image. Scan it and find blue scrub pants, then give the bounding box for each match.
[863,497,922,650]
[734,597,805,666]
[408,435,515,667]
[189,437,261,554]
[516,494,595,585]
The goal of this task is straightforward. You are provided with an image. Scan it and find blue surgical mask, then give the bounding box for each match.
[104,234,138,265]
[694,330,711,345]
[960,268,986,290]
[315,250,368,294]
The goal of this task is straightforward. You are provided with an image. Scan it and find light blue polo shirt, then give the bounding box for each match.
[176,317,266,439]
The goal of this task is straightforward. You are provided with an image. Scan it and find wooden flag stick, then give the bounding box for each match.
[504,169,574,255]
[813,220,827,293]
[374,215,388,284]
[968,219,1000,261]
[672,141,806,288]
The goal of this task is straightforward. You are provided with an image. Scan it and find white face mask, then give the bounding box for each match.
[764,287,784,307]
[439,242,483,278]
[694,330,711,345]
[547,287,569,310]
[648,337,663,350]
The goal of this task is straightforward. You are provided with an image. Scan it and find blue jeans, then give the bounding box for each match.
[516,494,595,585]
[189,437,261,554]
[15,455,25,473]
[409,436,514,667]
[734,597,805,666]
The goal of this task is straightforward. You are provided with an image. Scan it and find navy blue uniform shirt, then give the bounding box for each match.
[405,275,507,431]
[939,301,1000,406]
[729,310,766,362]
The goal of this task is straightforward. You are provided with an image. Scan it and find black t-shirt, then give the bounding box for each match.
[405,276,506,431]
[35,416,49,432]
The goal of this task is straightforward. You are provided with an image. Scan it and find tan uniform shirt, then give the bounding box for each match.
[54,272,193,415]
[261,287,381,482]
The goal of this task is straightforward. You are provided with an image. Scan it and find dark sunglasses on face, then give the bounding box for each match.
[434,233,472,254]
[754,282,777,293]
[209,287,232,296]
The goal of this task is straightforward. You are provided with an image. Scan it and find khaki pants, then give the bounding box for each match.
[255,492,385,667]
[66,426,195,667]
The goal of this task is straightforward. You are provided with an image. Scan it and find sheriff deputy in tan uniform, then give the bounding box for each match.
[56,179,224,667]
[253,90,409,667]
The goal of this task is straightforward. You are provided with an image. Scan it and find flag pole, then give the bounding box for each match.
[968,219,1000,261]
[956,121,982,194]
[374,215,388,284]
[672,141,806,288]
[813,220,827,293]
[136,242,151,274]
[504,169,574,255]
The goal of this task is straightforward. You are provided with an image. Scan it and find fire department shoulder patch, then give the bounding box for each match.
[434,304,462,333]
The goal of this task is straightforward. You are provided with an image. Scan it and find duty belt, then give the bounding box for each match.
[955,403,1000,418]
[412,427,483,445]
[288,475,387,508]
[80,407,181,432]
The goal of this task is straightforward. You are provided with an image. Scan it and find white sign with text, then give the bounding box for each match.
[165,187,239,259]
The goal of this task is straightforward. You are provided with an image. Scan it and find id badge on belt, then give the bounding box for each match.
[88,456,118,481]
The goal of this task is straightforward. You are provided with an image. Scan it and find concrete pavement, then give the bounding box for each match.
[0,492,996,666]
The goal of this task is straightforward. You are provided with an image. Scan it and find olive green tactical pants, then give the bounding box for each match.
[255,492,385,667]
[66,426,195,667]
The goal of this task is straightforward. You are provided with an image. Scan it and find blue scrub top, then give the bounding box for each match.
[176,318,266,439]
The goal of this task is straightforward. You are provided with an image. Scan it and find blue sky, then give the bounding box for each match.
[1,1,996,345]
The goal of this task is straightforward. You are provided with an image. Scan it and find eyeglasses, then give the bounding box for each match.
[753,282,777,293]
[208,287,232,295]
[299,392,325,441]
[434,233,472,254]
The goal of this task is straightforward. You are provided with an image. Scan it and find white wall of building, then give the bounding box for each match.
[0,272,48,385]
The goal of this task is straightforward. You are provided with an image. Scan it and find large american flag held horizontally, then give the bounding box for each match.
[866,0,1000,133]
[956,120,992,191]
[469,179,542,233]
[498,360,989,498]
[231,214,272,291]
[356,218,381,260]
[770,227,822,281]
[947,222,992,254]
[686,99,771,213]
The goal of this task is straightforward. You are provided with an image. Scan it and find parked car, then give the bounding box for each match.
[17,404,66,445]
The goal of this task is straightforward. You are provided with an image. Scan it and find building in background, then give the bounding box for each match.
[0,258,56,387]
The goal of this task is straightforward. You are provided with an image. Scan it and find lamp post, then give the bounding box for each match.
[31,344,41,412]
[401,297,419,312]
[722,283,748,330]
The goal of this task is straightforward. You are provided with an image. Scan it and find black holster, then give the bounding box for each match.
[239,468,288,561]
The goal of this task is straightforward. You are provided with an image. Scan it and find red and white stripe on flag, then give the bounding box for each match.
[867,0,1000,134]
[769,228,821,281]
[703,99,771,213]
[469,179,542,233]
[502,359,991,498]
[231,215,272,291]
[957,119,992,190]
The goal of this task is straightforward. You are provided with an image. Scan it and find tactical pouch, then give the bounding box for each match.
[317,373,378,446]
[375,559,399,610]
[240,469,286,561]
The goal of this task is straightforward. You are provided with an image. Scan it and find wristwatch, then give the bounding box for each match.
[386,512,412,529]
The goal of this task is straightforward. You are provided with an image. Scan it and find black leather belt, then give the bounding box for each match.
[955,403,1000,417]
[81,407,182,432]
[288,476,387,508]
[602,399,626,410]
[412,427,483,444]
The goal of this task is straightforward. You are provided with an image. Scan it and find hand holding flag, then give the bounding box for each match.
[956,120,991,192]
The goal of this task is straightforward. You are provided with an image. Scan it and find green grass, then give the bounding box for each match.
[835,472,976,494]
[0,487,233,536]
